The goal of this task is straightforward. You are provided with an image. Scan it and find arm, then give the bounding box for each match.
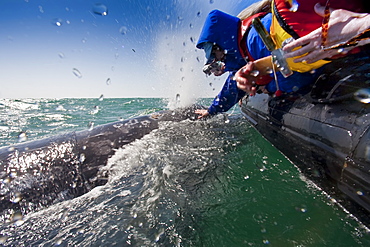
[283,3,370,64]
[195,73,245,119]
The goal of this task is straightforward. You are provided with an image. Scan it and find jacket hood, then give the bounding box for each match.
[196,10,246,71]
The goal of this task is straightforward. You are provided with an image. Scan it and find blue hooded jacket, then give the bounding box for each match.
[197,10,322,115]
[196,10,247,71]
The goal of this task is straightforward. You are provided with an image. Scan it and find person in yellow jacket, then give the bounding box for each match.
[271,0,367,72]
[234,0,368,93]
[283,3,370,63]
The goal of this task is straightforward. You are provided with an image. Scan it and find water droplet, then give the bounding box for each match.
[72,68,82,78]
[53,18,63,26]
[11,212,24,226]
[56,105,65,111]
[244,175,250,180]
[292,86,299,92]
[209,82,213,87]
[99,94,104,101]
[92,4,108,16]
[10,192,22,203]
[38,5,44,13]
[354,88,370,103]
[265,68,273,74]
[106,78,111,85]
[197,11,201,17]
[79,153,86,163]
[290,0,299,12]
[224,115,230,124]
[250,70,260,77]
[190,37,194,43]
[176,93,180,103]
[0,236,8,244]
[357,191,364,196]
[88,121,94,130]
[209,0,214,4]
[189,23,193,28]
[18,132,27,142]
[132,49,136,52]
[338,48,345,53]
[119,26,128,35]
[263,239,270,244]
[55,238,63,246]
[90,106,99,115]
[58,52,65,59]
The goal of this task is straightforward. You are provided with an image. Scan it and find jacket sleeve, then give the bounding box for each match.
[208,72,246,115]
[247,13,319,93]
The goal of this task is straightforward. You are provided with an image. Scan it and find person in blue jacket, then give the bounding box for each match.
[194,9,322,119]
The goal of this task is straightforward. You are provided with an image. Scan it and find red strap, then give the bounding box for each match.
[238,12,268,61]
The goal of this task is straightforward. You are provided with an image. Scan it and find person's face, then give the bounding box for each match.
[212,47,225,61]
[210,46,225,76]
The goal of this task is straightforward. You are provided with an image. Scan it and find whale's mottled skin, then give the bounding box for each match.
[0,106,201,218]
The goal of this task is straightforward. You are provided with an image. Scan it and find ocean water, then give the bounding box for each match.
[0,98,370,246]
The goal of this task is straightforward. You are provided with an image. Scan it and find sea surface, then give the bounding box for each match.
[0,98,370,246]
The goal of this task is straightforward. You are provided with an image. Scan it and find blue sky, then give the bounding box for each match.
[0,0,258,100]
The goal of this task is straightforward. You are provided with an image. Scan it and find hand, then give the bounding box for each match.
[283,4,370,64]
[194,109,210,119]
[234,62,272,96]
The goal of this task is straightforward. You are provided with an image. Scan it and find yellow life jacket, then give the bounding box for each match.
[270,0,330,73]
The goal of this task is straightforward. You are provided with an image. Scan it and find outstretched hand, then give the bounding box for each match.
[234,61,272,96]
[194,109,210,119]
[234,62,258,96]
[283,3,370,64]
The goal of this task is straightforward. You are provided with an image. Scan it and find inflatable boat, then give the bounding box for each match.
[240,50,370,215]
[0,106,199,219]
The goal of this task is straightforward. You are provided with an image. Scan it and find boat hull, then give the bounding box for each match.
[240,88,370,214]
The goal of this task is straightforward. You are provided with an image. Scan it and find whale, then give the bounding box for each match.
[0,105,201,218]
